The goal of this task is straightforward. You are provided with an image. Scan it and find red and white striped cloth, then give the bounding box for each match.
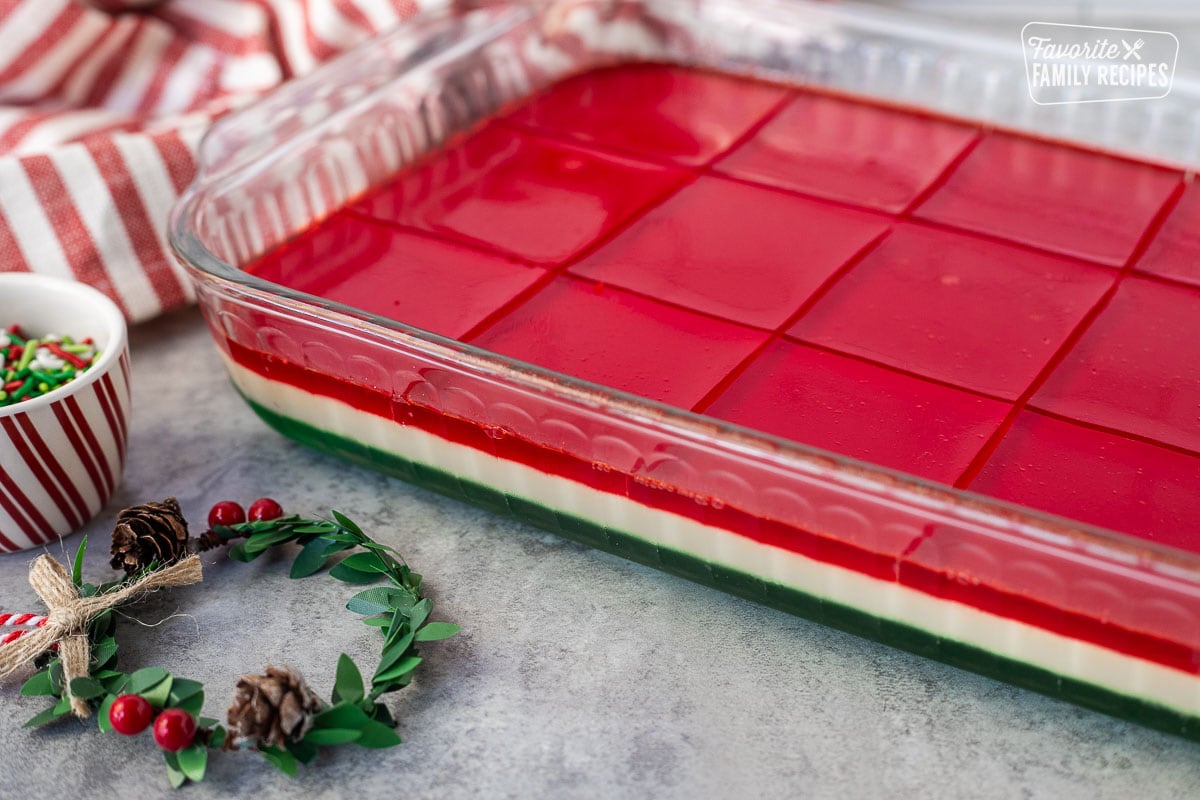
[0,0,432,323]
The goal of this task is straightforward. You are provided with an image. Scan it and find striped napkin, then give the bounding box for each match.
[0,0,428,322]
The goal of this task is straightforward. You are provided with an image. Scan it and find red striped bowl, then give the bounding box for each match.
[0,274,130,552]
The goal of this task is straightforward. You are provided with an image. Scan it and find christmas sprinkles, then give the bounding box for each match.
[0,324,98,407]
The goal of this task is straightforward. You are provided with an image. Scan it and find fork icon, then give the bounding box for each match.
[1122,38,1145,60]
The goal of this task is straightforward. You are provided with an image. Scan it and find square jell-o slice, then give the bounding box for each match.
[1136,180,1200,288]
[703,340,1010,484]
[353,123,688,266]
[468,276,768,409]
[1031,276,1200,454]
[246,212,546,340]
[572,176,890,329]
[916,133,1180,266]
[788,223,1114,399]
[716,92,977,213]
[507,63,785,166]
[969,411,1200,551]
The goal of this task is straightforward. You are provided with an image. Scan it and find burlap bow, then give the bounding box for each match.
[0,554,202,717]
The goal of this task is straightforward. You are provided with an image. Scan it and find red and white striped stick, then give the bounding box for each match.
[0,613,49,646]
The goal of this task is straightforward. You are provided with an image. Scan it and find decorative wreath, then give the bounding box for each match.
[0,497,459,787]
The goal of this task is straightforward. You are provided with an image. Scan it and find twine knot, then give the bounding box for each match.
[0,553,202,717]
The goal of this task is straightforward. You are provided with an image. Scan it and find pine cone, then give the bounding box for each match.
[109,497,190,575]
[227,666,323,749]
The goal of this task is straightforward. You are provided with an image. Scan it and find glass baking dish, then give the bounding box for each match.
[170,0,1200,738]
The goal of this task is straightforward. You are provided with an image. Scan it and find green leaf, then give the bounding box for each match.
[168,678,203,705]
[259,746,297,776]
[173,693,204,716]
[291,522,338,535]
[163,751,186,789]
[48,660,63,693]
[97,694,116,732]
[91,637,119,670]
[383,613,409,655]
[289,537,333,579]
[373,656,421,686]
[227,541,252,562]
[207,725,226,750]
[71,535,87,588]
[356,719,402,749]
[375,632,414,678]
[168,678,204,715]
[243,527,300,554]
[415,622,460,642]
[328,562,381,585]
[331,509,363,535]
[91,609,114,637]
[176,743,207,783]
[142,674,174,708]
[332,654,364,705]
[361,615,390,628]
[313,703,369,730]
[20,669,55,697]
[24,696,71,728]
[69,676,104,700]
[321,532,361,544]
[409,598,432,631]
[304,728,362,745]
[127,666,169,694]
[286,736,318,763]
[346,587,398,616]
[369,703,395,726]
[101,672,128,694]
[338,551,387,573]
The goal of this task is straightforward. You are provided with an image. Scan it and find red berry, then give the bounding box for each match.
[153,708,197,752]
[207,501,246,528]
[248,497,283,522]
[108,694,153,736]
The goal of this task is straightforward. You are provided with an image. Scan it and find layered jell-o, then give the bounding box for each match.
[241,62,1200,730]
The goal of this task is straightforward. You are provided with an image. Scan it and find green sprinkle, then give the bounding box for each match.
[15,339,36,372]
[10,377,34,401]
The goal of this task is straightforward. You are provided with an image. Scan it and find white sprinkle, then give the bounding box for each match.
[31,347,66,372]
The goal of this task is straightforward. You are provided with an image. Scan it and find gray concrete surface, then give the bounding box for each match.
[1,308,1197,797]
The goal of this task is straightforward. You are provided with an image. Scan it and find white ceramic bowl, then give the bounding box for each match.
[0,274,130,552]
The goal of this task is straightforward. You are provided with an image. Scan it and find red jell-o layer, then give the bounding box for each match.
[507,63,785,166]
[1136,180,1200,287]
[788,223,1114,399]
[917,133,1180,266]
[247,212,545,340]
[1031,276,1200,454]
[572,176,890,329]
[469,277,768,409]
[245,62,1199,552]
[353,123,688,265]
[703,340,1009,484]
[968,412,1200,551]
[716,92,977,212]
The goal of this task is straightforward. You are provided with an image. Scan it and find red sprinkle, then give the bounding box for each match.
[44,341,88,369]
